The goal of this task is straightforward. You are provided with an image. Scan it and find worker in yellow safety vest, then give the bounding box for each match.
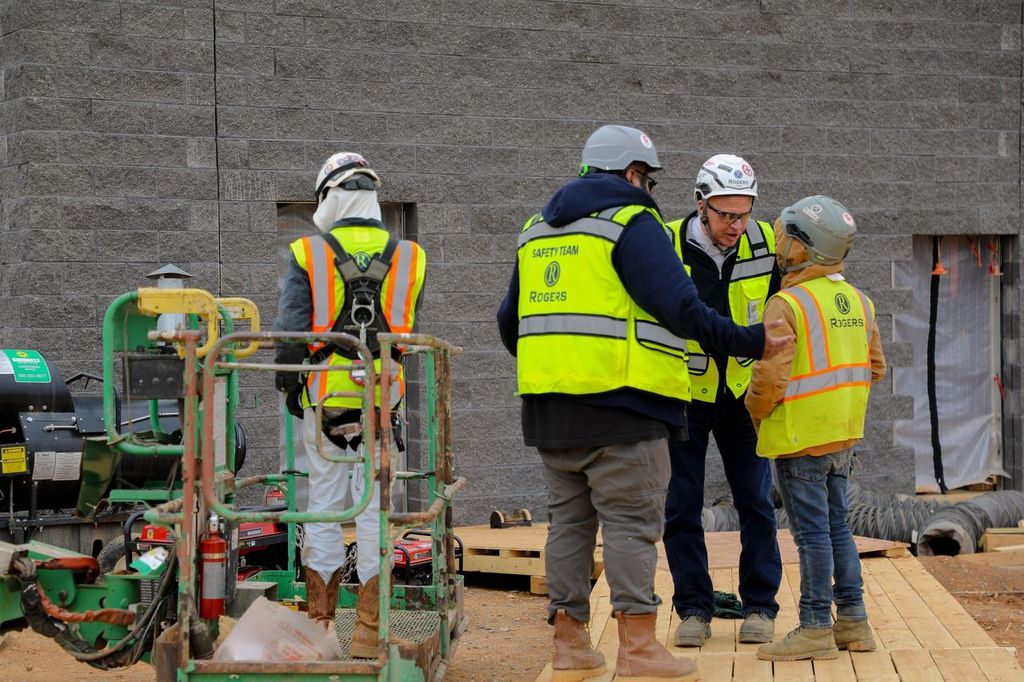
[662,155,783,648]
[745,195,886,662]
[273,152,426,657]
[497,125,794,682]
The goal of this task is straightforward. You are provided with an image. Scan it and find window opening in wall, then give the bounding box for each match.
[892,235,1006,493]
[275,202,419,512]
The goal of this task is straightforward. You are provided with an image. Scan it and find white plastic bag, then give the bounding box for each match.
[213,597,342,662]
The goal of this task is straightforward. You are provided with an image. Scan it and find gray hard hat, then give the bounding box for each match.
[580,125,662,174]
[779,195,857,266]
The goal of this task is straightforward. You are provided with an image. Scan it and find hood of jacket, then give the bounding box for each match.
[542,173,660,227]
[774,217,844,288]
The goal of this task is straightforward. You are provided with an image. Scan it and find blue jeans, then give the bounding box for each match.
[773,449,866,628]
[663,395,781,621]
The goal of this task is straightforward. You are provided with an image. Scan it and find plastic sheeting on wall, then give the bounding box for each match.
[893,235,1007,493]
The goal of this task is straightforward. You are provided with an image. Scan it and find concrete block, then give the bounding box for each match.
[217,106,277,138]
[127,199,190,231]
[154,168,218,200]
[86,33,154,69]
[123,70,187,104]
[123,135,188,167]
[152,40,214,73]
[151,104,215,136]
[215,43,274,76]
[121,4,184,39]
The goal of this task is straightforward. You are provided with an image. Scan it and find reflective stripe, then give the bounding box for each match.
[687,353,709,373]
[785,365,872,400]
[596,207,620,220]
[732,254,776,280]
[387,241,418,333]
[854,289,873,345]
[309,238,333,332]
[635,321,686,352]
[520,314,627,339]
[744,219,768,255]
[518,217,623,247]
[782,286,828,371]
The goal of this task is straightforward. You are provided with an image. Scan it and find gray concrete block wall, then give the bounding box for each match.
[0,1,1021,522]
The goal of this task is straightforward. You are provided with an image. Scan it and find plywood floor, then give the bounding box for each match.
[535,556,1024,681]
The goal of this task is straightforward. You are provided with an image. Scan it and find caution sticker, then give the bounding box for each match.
[2,350,51,383]
[1,446,28,475]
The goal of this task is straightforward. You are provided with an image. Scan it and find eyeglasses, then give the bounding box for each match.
[634,169,657,193]
[705,202,751,224]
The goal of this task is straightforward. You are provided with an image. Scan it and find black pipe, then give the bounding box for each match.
[927,237,947,493]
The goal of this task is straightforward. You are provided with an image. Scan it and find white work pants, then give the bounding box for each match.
[301,408,383,585]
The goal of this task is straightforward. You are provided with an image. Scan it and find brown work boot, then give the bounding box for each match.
[615,611,699,681]
[757,625,839,661]
[304,566,344,631]
[552,609,606,681]
[833,617,876,652]
[350,575,380,659]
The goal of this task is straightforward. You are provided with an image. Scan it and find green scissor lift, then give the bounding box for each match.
[0,287,465,681]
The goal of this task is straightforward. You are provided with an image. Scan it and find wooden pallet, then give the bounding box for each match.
[535,555,1023,681]
[454,525,905,595]
[455,524,604,594]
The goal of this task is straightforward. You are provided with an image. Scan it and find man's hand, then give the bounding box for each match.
[762,318,794,360]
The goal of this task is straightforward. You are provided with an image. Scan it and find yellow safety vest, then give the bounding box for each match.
[755,276,875,458]
[516,205,690,401]
[289,225,427,410]
[665,218,776,402]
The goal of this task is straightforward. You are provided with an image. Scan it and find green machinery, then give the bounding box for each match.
[0,287,465,680]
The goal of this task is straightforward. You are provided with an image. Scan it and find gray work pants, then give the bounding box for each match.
[540,438,670,623]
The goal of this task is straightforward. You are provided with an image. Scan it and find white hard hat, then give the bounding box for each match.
[694,154,758,201]
[314,152,381,204]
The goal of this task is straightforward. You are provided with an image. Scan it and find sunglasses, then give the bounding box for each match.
[705,202,751,224]
[635,170,657,193]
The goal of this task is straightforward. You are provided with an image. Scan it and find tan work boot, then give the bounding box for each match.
[552,609,606,682]
[672,615,710,647]
[833,617,876,652]
[757,625,839,661]
[616,611,699,681]
[304,566,344,631]
[738,613,774,644]
[350,575,380,659]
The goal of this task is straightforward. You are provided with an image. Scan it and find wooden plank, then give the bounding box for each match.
[811,651,857,682]
[703,567,737,653]
[529,575,547,595]
[460,553,544,575]
[772,659,815,681]
[732,651,772,679]
[930,648,987,680]
[891,556,995,648]
[992,543,1024,553]
[957,549,1024,567]
[692,651,732,682]
[863,558,958,649]
[889,649,944,682]
[662,530,908,571]
[847,648,900,681]
[969,647,1024,682]
[982,532,1024,553]
[860,558,920,650]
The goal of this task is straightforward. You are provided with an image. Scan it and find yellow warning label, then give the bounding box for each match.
[1,446,27,474]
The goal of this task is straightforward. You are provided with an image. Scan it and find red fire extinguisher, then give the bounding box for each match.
[199,513,227,620]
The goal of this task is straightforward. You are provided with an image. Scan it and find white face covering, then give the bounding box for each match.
[312,186,383,233]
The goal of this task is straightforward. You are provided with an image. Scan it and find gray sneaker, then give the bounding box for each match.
[739,612,775,644]
[673,615,711,647]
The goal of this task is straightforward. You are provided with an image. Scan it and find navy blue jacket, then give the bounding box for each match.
[497,173,765,429]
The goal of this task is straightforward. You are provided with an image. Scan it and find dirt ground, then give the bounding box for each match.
[2,561,1021,681]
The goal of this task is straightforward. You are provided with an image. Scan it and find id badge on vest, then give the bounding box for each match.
[747,300,759,326]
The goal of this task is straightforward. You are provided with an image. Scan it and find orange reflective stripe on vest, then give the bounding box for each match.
[775,284,874,404]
